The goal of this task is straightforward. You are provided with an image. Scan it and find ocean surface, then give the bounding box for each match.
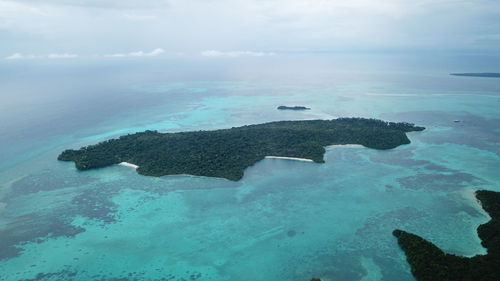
[0,53,499,281]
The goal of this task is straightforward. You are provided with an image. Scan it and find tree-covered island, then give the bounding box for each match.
[277,105,311,110]
[450,73,500,78]
[58,118,424,181]
[393,190,500,281]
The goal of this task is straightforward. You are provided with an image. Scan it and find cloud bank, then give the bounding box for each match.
[47,53,78,59]
[1,0,499,55]
[4,49,166,60]
[105,48,165,57]
[201,50,275,57]
[5,52,78,60]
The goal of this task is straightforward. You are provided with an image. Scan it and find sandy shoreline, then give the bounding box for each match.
[461,188,485,210]
[265,156,314,162]
[119,162,139,169]
[327,144,364,148]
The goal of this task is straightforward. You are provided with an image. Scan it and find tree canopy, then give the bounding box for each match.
[59,118,424,181]
[393,190,500,281]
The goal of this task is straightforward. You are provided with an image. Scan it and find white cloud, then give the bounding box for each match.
[4,49,166,60]
[1,0,499,54]
[5,52,78,60]
[8,0,169,9]
[105,48,165,57]
[5,53,37,60]
[47,53,78,59]
[201,50,275,58]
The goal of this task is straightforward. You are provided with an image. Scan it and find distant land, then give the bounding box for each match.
[393,190,500,281]
[58,118,425,181]
[450,73,500,78]
[277,105,311,110]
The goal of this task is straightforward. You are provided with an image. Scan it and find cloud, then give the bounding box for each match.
[47,53,78,59]
[5,53,37,60]
[201,50,275,58]
[8,0,169,10]
[1,0,499,54]
[4,49,166,60]
[5,52,78,59]
[105,48,165,57]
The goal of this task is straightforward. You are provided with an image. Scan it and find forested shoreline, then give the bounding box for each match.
[59,118,424,181]
[393,190,500,281]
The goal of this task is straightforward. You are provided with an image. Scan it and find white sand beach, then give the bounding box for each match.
[461,188,484,210]
[119,162,139,169]
[327,144,364,148]
[265,156,314,162]
[459,188,492,232]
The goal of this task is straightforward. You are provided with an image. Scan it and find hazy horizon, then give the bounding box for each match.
[1,0,500,59]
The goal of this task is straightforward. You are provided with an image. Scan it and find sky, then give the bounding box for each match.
[1,0,500,59]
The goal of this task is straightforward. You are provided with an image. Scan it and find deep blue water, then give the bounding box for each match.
[0,54,499,281]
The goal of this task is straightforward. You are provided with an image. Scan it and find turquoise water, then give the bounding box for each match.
[0,55,499,281]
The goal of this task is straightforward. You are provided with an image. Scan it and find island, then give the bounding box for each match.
[450,73,500,78]
[393,190,500,281]
[277,105,311,110]
[58,118,424,181]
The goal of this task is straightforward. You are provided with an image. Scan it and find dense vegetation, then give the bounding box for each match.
[277,105,311,110]
[59,118,424,181]
[451,73,500,78]
[393,190,500,281]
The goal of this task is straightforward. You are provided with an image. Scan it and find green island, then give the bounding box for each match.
[58,118,424,181]
[393,190,500,281]
[450,73,500,78]
[277,105,311,110]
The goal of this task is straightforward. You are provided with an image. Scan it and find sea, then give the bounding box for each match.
[0,53,499,281]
